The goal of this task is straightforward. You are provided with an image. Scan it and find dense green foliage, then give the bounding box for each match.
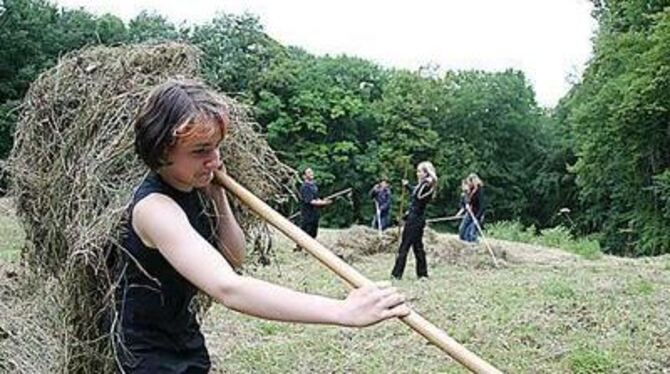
[556,0,670,255]
[0,0,124,173]
[190,19,555,226]
[1,0,668,255]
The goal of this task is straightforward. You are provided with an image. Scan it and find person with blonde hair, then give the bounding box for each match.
[114,79,409,372]
[455,178,470,240]
[459,173,485,242]
[391,161,437,280]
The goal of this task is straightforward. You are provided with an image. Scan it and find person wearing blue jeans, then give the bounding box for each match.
[456,180,470,241]
[458,174,485,242]
[370,178,392,230]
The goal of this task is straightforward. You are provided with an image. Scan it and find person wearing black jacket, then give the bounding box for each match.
[391,161,438,280]
[299,167,331,239]
[460,173,485,242]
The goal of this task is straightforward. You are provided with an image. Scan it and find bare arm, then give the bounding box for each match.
[133,194,408,327]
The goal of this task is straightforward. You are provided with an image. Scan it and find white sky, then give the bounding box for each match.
[53,0,597,107]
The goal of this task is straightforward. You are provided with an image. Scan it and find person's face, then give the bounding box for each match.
[380,180,388,188]
[304,168,314,181]
[416,168,427,180]
[160,121,224,191]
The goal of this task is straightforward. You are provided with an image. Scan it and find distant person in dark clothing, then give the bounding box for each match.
[299,167,331,239]
[459,173,485,242]
[391,161,437,280]
[370,177,392,231]
[456,179,470,241]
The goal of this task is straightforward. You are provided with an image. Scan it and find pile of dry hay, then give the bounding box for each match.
[332,225,400,261]
[331,225,509,269]
[2,42,295,373]
[332,224,583,271]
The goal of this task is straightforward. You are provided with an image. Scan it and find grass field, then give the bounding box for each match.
[0,198,22,262]
[200,232,670,373]
[1,198,669,373]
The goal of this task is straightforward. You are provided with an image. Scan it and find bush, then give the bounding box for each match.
[0,101,18,159]
[487,220,603,259]
[0,101,19,194]
[486,220,536,243]
[538,226,573,248]
[565,238,602,260]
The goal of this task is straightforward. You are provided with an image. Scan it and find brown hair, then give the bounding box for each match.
[133,79,229,170]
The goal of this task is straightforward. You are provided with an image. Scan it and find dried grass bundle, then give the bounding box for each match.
[332,225,400,261]
[3,42,295,373]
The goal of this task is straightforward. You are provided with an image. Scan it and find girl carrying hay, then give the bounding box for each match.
[115,79,409,372]
[390,161,437,280]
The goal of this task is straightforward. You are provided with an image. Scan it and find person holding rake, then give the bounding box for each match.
[113,79,409,373]
[390,161,437,280]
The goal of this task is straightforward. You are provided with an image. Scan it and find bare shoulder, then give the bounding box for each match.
[133,193,186,221]
[132,193,189,247]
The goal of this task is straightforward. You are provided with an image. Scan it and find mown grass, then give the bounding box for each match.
[201,231,670,373]
[0,198,23,262]
[2,207,669,373]
[568,344,614,374]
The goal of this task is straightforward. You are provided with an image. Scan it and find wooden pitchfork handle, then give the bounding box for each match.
[213,171,502,374]
[426,215,463,224]
[324,187,352,200]
[465,205,499,268]
[287,187,352,220]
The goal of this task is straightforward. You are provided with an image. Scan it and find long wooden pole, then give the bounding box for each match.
[374,200,382,238]
[396,160,410,236]
[287,187,352,220]
[426,215,463,224]
[465,205,499,268]
[214,171,502,374]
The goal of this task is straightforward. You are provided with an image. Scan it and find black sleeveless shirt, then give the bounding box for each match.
[406,180,433,221]
[116,173,216,370]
